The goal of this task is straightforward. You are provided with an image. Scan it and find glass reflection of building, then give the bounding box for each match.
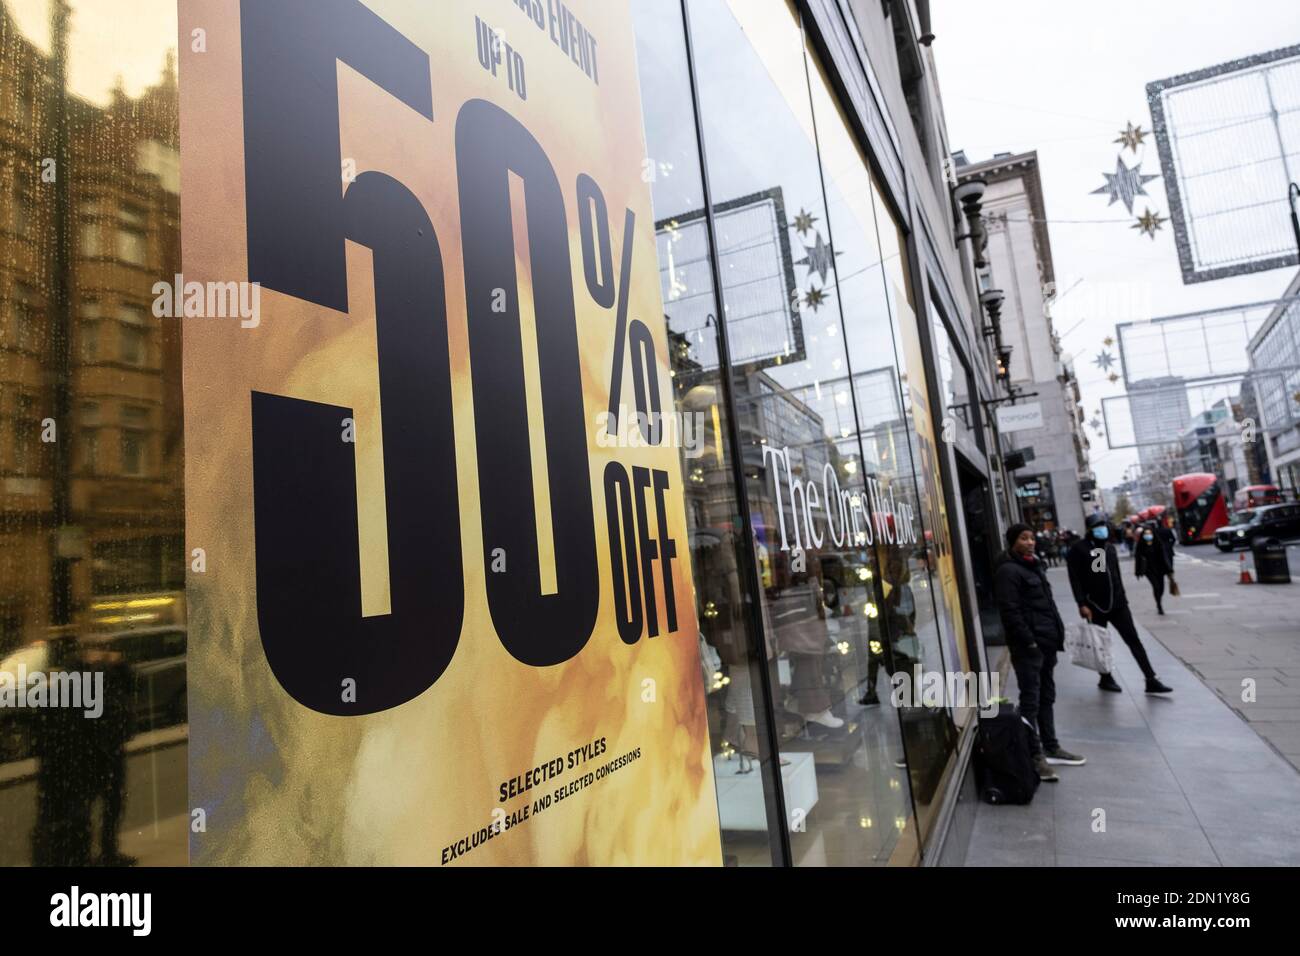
[640,0,997,867]
[659,179,919,865]
[1,0,184,867]
[1,1,182,648]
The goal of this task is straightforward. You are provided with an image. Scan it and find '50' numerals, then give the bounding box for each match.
[239,0,678,716]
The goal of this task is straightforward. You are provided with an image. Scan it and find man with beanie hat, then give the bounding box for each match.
[993,523,1086,782]
[1067,513,1173,694]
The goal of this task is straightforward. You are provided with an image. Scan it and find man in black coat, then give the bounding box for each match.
[1066,513,1173,694]
[993,523,1085,781]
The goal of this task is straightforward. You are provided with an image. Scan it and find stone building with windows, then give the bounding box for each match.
[955,150,1094,535]
[0,1,182,654]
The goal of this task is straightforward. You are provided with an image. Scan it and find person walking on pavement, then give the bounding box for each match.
[1134,522,1174,615]
[1067,513,1173,694]
[1044,530,1059,567]
[993,523,1087,782]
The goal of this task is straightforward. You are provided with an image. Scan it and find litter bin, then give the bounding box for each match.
[1252,537,1291,584]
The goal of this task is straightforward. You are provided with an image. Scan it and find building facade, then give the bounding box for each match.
[1178,396,1267,499]
[954,150,1093,535]
[1,0,1020,866]
[1,4,183,659]
[1120,374,1195,507]
[1249,275,1300,494]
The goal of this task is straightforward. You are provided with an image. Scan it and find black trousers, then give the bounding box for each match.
[1009,643,1057,755]
[1093,603,1156,680]
[1146,572,1165,609]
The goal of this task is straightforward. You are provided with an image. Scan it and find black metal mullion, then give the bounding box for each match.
[792,4,925,862]
[679,0,792,868]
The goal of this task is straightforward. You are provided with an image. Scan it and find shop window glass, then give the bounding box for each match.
[867,184,968,836]
[0,0,183,867]
[801,31,965,846]
[632,0,782,866]
[930,304,980,463]
[688,0,918,866]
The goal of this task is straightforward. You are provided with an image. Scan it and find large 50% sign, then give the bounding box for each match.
[240,0,680,716]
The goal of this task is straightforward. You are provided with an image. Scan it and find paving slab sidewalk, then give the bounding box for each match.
[1139,549,1300,773]
[964,561,1300,867]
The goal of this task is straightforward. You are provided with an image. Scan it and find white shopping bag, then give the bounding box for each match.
[1066,621,1115,673]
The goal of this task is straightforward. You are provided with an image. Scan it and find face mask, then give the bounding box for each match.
[1143,533,1153,542]
[1092,526,1109,540]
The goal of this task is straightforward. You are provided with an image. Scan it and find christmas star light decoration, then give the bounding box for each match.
[1092,156,1159,214]
[1132,207,1167,239]
[796,231,839,283]
[1090,417,1103,431]
[803,285,827,311]
[1114,121,1148,153]
[793,208,819,236]
[1093,350,1116,371]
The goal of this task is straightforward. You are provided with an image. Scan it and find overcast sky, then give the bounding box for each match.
[8,0,177,106]
[932,0,1300,492]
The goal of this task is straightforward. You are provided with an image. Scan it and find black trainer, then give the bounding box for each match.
[1145,678,1173,694]
[1098,673,1122,693]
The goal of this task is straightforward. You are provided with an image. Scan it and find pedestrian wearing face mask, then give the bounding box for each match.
[1066,513,1173,694]
[1134,521,1174,615]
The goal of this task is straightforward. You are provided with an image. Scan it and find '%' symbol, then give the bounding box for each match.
[577,174,661,443]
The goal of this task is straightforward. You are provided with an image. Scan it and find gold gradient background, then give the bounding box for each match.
[182,0,721,865]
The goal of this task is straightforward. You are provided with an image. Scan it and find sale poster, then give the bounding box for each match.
[181,0,721,865]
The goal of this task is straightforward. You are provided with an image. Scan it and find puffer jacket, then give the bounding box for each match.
[993,550,1066,651]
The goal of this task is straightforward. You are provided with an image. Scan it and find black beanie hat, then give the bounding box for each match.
[1005,522,1034,548]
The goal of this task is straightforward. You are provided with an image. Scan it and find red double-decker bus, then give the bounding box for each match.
[1233,484,1283,513]
[1172,473,1229,544]
[1136,505,1167,523]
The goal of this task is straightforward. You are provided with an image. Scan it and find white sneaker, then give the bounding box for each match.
[806,709,844,729]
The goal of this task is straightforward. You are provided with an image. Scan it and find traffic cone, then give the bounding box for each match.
[1238,552,1254,585]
